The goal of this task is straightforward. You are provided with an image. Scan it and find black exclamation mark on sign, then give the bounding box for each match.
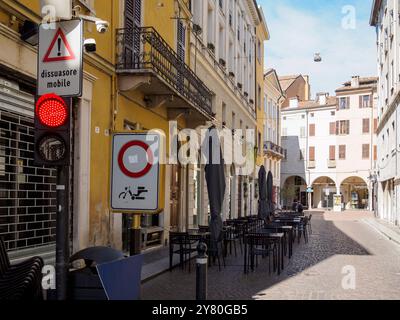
[57,37,61,56]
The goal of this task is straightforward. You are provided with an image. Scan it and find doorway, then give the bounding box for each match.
[170,164,182,230]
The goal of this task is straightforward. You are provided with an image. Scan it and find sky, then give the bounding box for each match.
[259,0,377,97]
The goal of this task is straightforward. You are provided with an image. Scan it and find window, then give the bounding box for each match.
[329,122,336,135]
[258,131,261,155]
[331,111,335,116]
[257,85,261,109]
[338,97,350,110]
[336,120,350,135]
[359,95,372,108]
[310,113,314,118]
[362,144,370,159]
[362,118,370,134]
[339,145,346,160]
[300,127,306,138]
[309,147,315,161]
[329,146,336,160]
[309,124,315,136]
[222,103,226,125]
[264,95,268,113]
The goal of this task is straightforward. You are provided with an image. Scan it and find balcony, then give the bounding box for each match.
[264,141,286,159]
[327,160,336,168]
[116,27,214,122]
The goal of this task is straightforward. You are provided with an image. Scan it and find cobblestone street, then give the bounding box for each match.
[141,211,400,300]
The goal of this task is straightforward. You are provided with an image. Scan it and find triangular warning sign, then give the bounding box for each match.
[43,28,76,63]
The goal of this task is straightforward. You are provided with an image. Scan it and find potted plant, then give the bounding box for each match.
[219,58,226,67]
[229,71,235,78]
[244,91,248,97]
[237,82,243,90]
[207,43,215,53]
[249,99,254,104]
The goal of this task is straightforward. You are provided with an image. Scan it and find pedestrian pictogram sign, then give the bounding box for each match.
[111,133,161,212]
[38,19,83,97]
[43,28,76,62]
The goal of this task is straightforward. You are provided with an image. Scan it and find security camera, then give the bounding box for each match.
[95,20,109,33]
[76,14,110,34]
[84,38,96,53]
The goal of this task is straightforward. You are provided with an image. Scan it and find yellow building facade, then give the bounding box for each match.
[0,0,214,255]
[0,0,270,258]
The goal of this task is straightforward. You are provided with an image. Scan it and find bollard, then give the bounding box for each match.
[196,241,208,300]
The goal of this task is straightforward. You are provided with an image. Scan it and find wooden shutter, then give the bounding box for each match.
[177,20,186,91]
[336,121,339,135]
[374,145,377,161]
[339,145,346,159]
[336,98,339,111]
[329,146,336,160]
[124,0,142,67]
[370,94,373,107]
[177,20,186,62]
[346,120,350,134]
[330,122,336,135]
[359,95,363,108]
[309,124,315,136]
[309,147,315,161]
[363,118,370,134]
[374,118,378,133]
[362,144,370,159]
[346,97,350,109]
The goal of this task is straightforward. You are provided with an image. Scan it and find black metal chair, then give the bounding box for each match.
[223,225,241,257]
[206,231,225,271]
[0,237,44,300]
[169,232,197,272]
[244,233,277,275]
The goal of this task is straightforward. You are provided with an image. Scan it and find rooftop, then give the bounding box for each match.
[336,77,378,92]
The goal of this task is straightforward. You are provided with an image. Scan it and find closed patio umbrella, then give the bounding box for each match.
[204,127,226,249]
[258,166,268,220]
[267,171,274,217]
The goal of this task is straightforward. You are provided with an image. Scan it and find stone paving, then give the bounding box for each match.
[141,210,400,300]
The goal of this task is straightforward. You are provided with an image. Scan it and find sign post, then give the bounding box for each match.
[37,19,83,300]
[111,133,161,255]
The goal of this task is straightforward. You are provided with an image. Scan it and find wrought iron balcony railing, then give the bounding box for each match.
[264,141,286,159]
[116,27,213,118]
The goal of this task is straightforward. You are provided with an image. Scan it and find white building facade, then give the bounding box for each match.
[281,78,377,211]
[371,0,400,227]
[188,0,268,225]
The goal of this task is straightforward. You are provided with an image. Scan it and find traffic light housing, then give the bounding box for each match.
[34,93,71,166]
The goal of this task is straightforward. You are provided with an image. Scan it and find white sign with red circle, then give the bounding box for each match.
[111,133,160,212]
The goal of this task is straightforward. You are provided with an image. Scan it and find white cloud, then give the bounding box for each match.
[264,4,377,97]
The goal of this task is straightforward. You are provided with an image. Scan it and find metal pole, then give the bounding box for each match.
[56,165,69,300]
[196,241,208,300]
[130,214,141,256]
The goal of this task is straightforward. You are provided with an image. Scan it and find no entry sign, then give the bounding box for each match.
[37,19,83,97]
[111,133,160,212]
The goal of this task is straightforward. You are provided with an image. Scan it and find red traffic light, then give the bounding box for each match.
[36,93,68,128]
